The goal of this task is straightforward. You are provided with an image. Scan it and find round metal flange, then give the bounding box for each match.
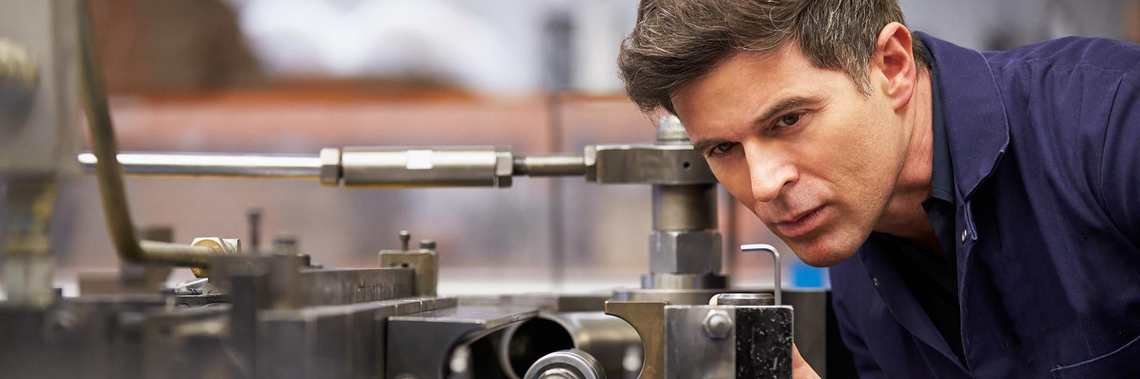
[523,349,606,379]
[712,293,775,306]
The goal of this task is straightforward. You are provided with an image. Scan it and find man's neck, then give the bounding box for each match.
[874,70,940,252]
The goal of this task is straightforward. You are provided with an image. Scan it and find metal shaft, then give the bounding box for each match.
[651,184,717,231]
[78,152,322,179]
[78,0,215,268]
[80,149,589,185]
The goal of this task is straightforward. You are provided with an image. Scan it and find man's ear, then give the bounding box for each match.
[873,22,917,111]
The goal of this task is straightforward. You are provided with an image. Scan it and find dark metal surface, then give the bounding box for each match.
[387,305,539,379]
[258,297,458,379]
[734,306,794,378]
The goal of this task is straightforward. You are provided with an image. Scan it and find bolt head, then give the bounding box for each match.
[702,310,733,339]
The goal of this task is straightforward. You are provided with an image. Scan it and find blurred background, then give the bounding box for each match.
[10,0,1140,296]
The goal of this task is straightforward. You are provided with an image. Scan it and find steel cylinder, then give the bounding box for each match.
[652,184,717,231]
[340,147,513,188]
[501,312,641,379]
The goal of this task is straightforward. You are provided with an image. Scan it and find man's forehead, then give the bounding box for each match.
[672,44,826,133]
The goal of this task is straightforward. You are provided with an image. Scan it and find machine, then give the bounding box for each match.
[0,1,853,378]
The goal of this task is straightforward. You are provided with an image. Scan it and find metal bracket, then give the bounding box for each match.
[603,300,666,379]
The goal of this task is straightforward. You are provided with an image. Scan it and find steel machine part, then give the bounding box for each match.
[379,230,440,297]
[0,2,839,377]
[499,312,641,379]
[524,350,607,379]
[663,304,794,378]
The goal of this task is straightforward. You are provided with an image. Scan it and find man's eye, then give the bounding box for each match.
[709,143,735,156]
[776,113,802,128]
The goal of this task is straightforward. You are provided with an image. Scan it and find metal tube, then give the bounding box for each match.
[512,154,586,177]
[340,147,513,188]
[78,0,215,267]
[77,152,322,179]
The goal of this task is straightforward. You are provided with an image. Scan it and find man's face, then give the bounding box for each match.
[671,43,908,267]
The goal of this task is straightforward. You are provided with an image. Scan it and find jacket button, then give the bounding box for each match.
[872,277,880,287]
[961,229,968,243]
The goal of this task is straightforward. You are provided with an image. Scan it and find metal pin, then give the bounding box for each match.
[399,230,411,251]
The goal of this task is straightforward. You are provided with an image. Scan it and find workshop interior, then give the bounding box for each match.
[0,0,1133,378]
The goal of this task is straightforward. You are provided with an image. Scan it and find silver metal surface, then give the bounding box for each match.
[319,147,341,186]
[639,273,727,290]
[585,144,715,185]
[741,244,782,305]
[712,293,774,306]
[652,185,717,231]
[612,288,724,306]
[665,306,734,378]
[702,309,733,339]
[550,312,641,378]
[514,154,587,177]
[77,152,323,179]
[340,146,514,188]
[647,231,722,277]
[524,349,607,379]
[499,311,640,379]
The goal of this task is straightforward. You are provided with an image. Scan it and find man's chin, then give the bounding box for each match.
[785,236,860,267]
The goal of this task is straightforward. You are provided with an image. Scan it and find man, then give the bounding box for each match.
[618,0,1140,377]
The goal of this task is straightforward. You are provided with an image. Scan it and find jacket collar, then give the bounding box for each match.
[917,32,1011,199]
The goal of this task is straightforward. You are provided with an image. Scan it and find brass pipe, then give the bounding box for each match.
[77,0,215,267]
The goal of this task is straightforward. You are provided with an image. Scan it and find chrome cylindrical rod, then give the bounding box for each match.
[339,147,514,188]
[513,154,586,177]
[78,152,322,179]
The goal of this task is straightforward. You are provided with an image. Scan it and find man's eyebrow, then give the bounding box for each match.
[692,137,731,153]
[755,95,822,126]
[690,95,823,152]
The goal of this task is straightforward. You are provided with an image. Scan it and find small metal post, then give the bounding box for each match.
[398,230,410,251]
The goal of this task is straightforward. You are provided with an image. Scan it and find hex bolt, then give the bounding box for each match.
[703,310,733,339]
[399,230,411,251]
[419,239,436,250]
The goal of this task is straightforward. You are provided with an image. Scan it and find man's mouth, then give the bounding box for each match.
[775,205,827,238]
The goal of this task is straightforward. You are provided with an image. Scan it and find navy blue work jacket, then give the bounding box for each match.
[830,33,1140,378]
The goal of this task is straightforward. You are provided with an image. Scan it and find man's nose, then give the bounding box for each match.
[744,143,796,203]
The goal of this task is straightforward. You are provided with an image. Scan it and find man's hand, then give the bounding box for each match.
[793,344,821,379]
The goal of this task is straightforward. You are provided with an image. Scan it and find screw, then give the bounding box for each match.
[703,310,733,339]
[419,239,436,250]
[399,230,411,251]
